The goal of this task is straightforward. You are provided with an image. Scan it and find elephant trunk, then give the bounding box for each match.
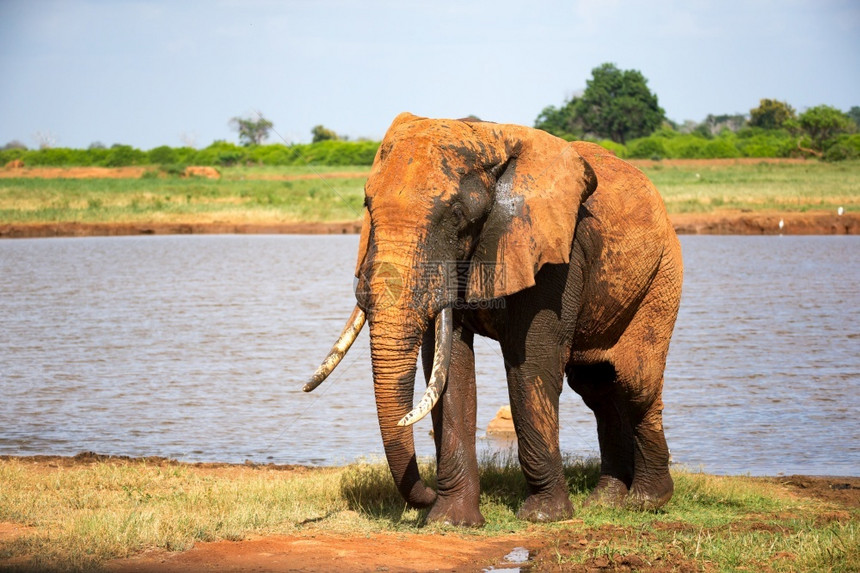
[369,312,437,508]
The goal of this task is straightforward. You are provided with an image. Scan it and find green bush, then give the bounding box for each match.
[104,145,147,167]
[173,147,198,164]
[701,138,741,158]
[665,135,706,158]
[300,140,379,165]
[823,133,860,162]
[26,148,79,166]
[192,141,247,166]
[0,147,27,165]
[596,139,628,158]
[246,144,302,165]
[148,145,178,165]
[627,136,667,159]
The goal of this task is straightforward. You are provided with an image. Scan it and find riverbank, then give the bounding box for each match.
[0,454,857,571]
[0,210,857,238]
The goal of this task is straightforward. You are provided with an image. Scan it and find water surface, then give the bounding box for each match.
[1,235,857,475]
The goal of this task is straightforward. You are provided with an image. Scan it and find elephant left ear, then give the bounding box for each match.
[466,138,597,301]
[355,208,371,278]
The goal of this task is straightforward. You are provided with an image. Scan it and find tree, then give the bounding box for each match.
[229,113,273,146]
[749,99,795,129]
[534,99,582,140]
[574,63,665,144]
[2,140,27,151]
[847,106,860,127]
[796,105,855,152]
[311,125,339,143]
[701,114,747,136]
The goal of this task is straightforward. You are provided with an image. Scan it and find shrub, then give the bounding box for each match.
[596,139,628,158]
[192,141,247,166]
[173,147,198,164]
[104,145,147,167]
[247,144,301,166]
[823,133,860,162]
[290,141,379,166]
[26,148,76,166]
[627,136,667,159]
[0,147,27,165]
[148,145,178,165]
[665,135,706,158]
[702,138,741,158]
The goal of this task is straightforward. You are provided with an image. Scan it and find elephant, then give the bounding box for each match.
[305,112,683,526]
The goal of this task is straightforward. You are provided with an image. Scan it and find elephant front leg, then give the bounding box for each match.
[422,327,484,527]
[506,362,573,522]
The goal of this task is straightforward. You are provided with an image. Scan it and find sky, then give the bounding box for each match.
[1,0,858,150]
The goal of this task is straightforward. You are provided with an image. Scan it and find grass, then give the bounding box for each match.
[0,454,856,571]
[0,167,368,225]
[0,161,858,227]
[641,160,860,214]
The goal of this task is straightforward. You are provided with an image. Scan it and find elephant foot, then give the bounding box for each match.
[517,488,574,522]
[626,473,674,511]
[583,475,629,508]
[426,496,485,527]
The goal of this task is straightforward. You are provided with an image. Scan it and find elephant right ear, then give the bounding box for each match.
[466,138,596,301]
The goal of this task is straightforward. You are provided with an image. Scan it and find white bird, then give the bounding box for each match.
[779,219,785,231]
[838,206,844,216]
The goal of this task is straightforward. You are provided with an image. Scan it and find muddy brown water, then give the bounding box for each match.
[1,235,858,476]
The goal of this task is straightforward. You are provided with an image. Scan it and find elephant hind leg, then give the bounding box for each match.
[568,362,633,507]
[626,393,674,510]
[606,261,680,510]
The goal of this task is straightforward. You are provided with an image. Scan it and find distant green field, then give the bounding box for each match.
[642,160,860,213]
[0,168,368,225]
[0,161,857,226]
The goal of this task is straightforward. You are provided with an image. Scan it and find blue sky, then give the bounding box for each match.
[1,0,858,149]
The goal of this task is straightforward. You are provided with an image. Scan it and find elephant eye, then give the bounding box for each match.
[452,203,467,227]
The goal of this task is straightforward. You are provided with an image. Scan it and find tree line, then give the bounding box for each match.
[0,139,379,168]
[3,64,858,167]
[535,63,860,162]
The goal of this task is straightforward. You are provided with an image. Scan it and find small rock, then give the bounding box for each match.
[487,405,516,436]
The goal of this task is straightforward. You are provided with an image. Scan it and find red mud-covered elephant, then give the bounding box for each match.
[306,113,683,526]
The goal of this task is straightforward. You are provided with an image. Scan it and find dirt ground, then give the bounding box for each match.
[95,475,860,572]
[1,455,858,572]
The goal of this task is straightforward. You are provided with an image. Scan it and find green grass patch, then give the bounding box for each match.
[0,167,367,225]
[642,160,860,214]
[0,162,858,227]
[0,456,856,571]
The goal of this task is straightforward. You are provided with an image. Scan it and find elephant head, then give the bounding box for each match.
[306,112,597,508]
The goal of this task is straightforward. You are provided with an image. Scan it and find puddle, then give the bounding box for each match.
[483,547,530,571]
[504,547,530,564]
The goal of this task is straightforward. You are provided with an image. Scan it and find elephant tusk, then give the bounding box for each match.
[303,305,366,392]
[398,307,453,427]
